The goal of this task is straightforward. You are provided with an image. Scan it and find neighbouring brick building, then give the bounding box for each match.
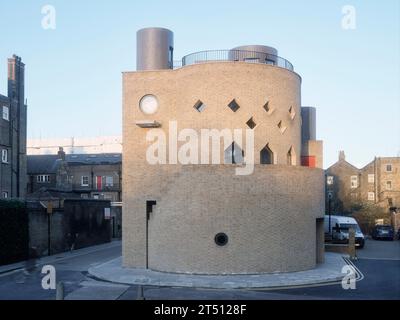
[123,28,325,275]
[325,151,400,215]
[27,148,122,202]
[0,55,27,200]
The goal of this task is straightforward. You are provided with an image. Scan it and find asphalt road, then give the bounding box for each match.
[0,239,398,300]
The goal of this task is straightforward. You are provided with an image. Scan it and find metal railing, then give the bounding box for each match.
[181,49,294,71]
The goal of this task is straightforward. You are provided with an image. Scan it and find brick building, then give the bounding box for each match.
[325,151,400,215]
[27,148,122,202]
[123,28,325,274]
[0,55,27,199]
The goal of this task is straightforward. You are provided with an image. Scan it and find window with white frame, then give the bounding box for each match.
[386,181,392,190]
[1,149,8,163]
[2,191,8,199]
[105,176,113,187]
[81,176,89,187]
[2,106,9,121]
[327,176,334,185]
[368,174,375,184]
[368,192,375,201]
[350,175,358,189]
[386,164,392,172]
[37,175,50,183]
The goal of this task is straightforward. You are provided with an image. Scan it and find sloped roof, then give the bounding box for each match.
[27,153,122,174]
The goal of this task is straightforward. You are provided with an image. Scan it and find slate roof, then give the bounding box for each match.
[27,153,122,174]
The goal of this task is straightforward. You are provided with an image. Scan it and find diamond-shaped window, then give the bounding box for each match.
[263,101,274,114]
[277,121,287,134]
[228,99,240,112]
[246,117,257,129]
[289,106,296,120]
[194,100,206,112]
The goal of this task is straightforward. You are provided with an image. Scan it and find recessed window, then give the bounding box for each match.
[215,233,228,246]
[37,175,50,183]
[2,106,9,121]
[1,149,8,163]
[139,94,159,115]
[386,181,392,190]
[351,175,358,189]
[289,106,296,120]
[368,192,375,201]
[263,101,274,114]
[81,176,89,187]
[368,174,375,184]
[287,147,296,165]
[277,121,287,134]
[260,144,274,165]
[327,176,334,185]
[246,117,257,129]
[224,142,244,164]
[193,100,206,112]
[2,191,8,199]
[228,99,240,112]
[386,164,392,172]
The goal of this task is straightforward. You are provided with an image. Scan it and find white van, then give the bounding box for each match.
[324,215,365,248]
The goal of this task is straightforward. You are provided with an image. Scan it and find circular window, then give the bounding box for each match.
[139,95,159,115]
[215,233,228,246]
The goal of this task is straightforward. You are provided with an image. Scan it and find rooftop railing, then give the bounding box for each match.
[181,49,294,71]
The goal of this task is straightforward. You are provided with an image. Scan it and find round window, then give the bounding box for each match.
[215,233,228,246]
[139,94,159,115]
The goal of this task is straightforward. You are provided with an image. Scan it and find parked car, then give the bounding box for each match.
[324,215,365,248]
[372,225,395,241]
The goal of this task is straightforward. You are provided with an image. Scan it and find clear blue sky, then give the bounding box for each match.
[0,0,399,168]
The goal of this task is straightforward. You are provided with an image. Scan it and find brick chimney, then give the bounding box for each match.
[339,150,346,162]
[57,147,66,160]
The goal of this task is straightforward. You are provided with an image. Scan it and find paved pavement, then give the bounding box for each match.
[88,253,347,289]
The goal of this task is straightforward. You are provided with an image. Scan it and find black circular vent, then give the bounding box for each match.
[215,233,228,246]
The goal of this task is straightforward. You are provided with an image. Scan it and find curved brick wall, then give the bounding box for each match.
[122,62,324,274]
[145,165,324,274]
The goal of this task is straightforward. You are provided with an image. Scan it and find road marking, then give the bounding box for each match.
[357,257,400,261]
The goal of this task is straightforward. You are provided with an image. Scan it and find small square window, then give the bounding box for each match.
[368,192,375,201]
[327,176,334,185]
[228,99,240,112]
[2,106,9,121]
[246,117,257,129]
[193,100,206,112]
[368,174,375,183]
[386,164,392,172]
[386,181,392,190]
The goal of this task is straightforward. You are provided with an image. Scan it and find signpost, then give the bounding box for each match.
[47,202,53,256]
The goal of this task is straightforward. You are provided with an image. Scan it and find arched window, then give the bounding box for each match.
[287,147,296,165]
[260,144,274,165]
[224,142,244,164]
